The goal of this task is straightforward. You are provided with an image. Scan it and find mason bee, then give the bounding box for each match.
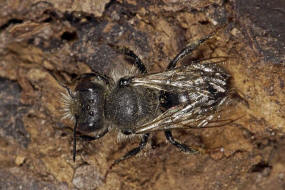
[61,33,234,166]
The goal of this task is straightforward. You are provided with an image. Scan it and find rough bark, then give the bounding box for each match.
[0,0,284,190]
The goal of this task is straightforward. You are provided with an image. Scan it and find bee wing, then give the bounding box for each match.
[133,97,232,134]
[131,62,230,93]
[129,63,232,134]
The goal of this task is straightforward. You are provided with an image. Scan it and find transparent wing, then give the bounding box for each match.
[129,62,233,134]
[134,99,236,134]
[131,62,230,92]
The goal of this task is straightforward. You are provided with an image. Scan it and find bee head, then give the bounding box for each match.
[74,78,106,133]
[60,73,111,161]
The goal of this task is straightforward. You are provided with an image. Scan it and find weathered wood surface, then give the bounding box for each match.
[0,0,284,189]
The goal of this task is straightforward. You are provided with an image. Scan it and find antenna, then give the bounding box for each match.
[73,115,78,162]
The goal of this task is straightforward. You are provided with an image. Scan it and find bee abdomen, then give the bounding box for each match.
[159,91,191,110]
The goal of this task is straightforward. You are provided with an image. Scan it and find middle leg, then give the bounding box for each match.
[112,133,150,167]
[104,133,150,180]
[167,34,213,70]
[109,44,147,74]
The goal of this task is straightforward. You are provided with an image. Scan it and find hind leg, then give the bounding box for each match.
[164,130,198,153]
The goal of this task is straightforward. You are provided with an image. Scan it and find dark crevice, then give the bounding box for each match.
[43,9,59,19]
[199,20,211,25]
[70,73,78,80]
[0,18,23,31]
[104,0,119,12]
[42,16,53,23]
[250,161,272,173]
[63,12,100,27]
[61,31,78,41]
[64,12,82,24]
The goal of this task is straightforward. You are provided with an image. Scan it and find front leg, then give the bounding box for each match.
[73,127,108,161]
[77,128,109,141]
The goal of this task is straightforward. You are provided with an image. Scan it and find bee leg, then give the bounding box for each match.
[103,133,149,181]
[167,35,212,70]
[77,129,108,141]
[75,72,112,85]
[109,44,147,74]
[113,133,149,166]
[165,130,198,153]
[73,129,108,162]
[123,47,147,74]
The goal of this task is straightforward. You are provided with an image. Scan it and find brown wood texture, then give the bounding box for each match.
[0,0,284,189]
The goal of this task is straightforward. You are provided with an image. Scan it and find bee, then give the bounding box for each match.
[61,33,234,166]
